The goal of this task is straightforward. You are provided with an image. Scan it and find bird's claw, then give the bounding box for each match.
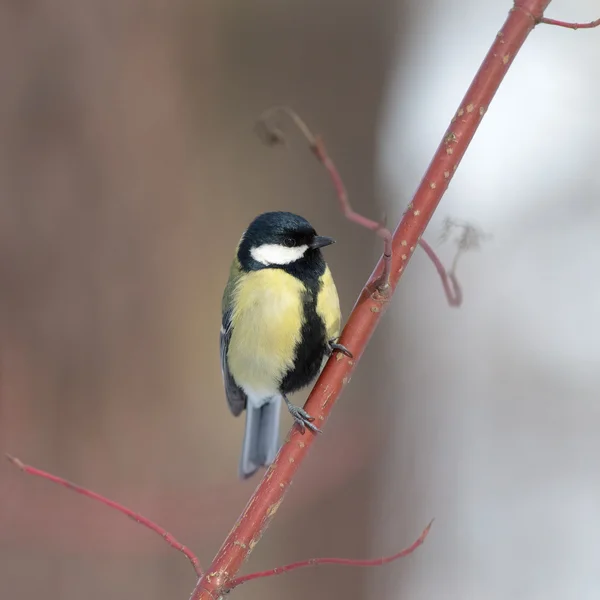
[327,339,353,358]
[284,398,322,434]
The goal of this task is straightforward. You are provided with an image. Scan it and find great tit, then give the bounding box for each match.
[220,211,349,479]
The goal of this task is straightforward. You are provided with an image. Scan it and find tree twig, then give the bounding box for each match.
[5,454,203,578]
[538,16,599,30]
[418,238,463,307]
[256,110,491,307]
[227,520,433,590]
[256,106,393,294]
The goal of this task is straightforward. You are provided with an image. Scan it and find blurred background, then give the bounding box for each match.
[1,1,599,599]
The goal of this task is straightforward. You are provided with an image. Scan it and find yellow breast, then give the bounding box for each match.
[228,269,305,397]
[317,266,341,341]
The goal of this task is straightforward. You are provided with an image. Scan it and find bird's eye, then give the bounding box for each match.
[283,237,296,248]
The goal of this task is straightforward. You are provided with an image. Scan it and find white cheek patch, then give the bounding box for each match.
[250,243,308,266]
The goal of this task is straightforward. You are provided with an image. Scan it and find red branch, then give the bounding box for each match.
[191,1,553,598]
[5,454,203,578]
[227,520,433,590]
[257,108,465,305]
[257,106,393,292]
[539,16,600,30]
[7,454,432,591]
[418,238,462,307]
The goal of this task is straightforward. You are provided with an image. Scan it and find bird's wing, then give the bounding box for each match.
[220,308,247,417]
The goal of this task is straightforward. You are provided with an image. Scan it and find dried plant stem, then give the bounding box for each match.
[257,106,393,293]
[227,520,433,590]
[418,238,462,307]
[258,107,467,306]
[539,16,599,30]
[6,454,203,578]
[7,454,432,591]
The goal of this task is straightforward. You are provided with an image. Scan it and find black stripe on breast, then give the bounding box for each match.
[279,277,328,395]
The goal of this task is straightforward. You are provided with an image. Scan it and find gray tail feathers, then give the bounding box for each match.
[239,398,281,479]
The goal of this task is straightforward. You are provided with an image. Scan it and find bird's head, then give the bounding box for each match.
[238,211,335,271]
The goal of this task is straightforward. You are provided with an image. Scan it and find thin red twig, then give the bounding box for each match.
[539,16,600,30]
[5,454,203,578]
[418,239,462,307]
[227,520,433,591]
[257,106,393,294]
[191,2,553,598]
[257,108,469,306]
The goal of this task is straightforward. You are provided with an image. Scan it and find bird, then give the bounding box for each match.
[220,211,350,479]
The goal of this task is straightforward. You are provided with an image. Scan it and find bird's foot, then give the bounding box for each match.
[327,338,353,358]
[284,396,322,434]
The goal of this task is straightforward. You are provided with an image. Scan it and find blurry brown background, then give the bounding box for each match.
[0,2,403,600]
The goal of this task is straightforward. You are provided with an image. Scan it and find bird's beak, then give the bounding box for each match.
[310,235,336,250]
